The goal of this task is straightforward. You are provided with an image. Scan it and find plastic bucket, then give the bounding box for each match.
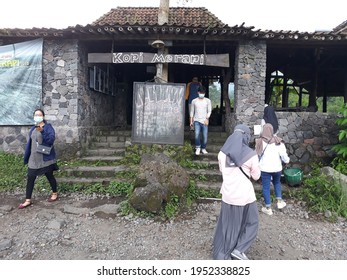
[283,168,303,186]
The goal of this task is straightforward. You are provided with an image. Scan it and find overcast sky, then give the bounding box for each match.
[0,0,345,32]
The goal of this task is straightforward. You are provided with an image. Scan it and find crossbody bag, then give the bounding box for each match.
[36,142,53,155]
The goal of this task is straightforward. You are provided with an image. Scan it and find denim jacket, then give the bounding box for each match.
[24,121,56,165]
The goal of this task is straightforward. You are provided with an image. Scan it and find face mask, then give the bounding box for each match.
[34,116,43,124]
[198,93,205,98]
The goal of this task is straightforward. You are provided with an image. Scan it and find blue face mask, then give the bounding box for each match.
[198,93,205,98]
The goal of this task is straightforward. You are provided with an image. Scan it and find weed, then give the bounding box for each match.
[291,164,347,220]
[0,152,27,191]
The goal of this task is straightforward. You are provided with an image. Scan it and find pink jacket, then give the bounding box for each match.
[218,151,261,206]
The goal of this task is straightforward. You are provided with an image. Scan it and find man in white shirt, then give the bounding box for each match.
[189,86,212,155]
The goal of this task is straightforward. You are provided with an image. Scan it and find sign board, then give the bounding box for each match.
[132,82,186,145]
[88,52,229,67]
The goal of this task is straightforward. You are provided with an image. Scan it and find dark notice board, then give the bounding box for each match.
[132,82,186,145]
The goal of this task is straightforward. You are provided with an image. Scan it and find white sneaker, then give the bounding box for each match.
[201,149,208,154]
[277,200,287,209]
[195,148,201,155]
[261,207,273,216]
[231,249,249,260]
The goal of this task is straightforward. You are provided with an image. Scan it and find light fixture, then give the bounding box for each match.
[151,39,165,49]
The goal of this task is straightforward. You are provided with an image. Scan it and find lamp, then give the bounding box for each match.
[151,39,165,49]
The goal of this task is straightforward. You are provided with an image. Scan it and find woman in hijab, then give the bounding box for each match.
[261,105,279,134]
[213,124,261,260]
[255,123,290,216]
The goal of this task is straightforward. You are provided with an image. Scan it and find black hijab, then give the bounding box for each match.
[220,124,257,167]
[263,105,279,133]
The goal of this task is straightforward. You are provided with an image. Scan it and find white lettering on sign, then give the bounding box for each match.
[113,52,144,63]
[152,54,204,65]
[112,52,205,65]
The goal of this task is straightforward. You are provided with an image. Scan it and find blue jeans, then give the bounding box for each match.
[261,171,282,207]
[194,121,208,149]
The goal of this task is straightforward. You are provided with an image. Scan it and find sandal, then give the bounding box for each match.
[18,199,32,209]
[47,192,58,202]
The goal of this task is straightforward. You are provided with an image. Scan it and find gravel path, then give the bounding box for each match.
[1,192,347,260]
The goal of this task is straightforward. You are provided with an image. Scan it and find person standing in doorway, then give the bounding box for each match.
[189,86,212,155]
[185,76,202,128]
[18,109,59,209]
[213,124,261,260]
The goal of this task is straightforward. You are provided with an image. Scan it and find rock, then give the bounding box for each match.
[129,153,190,213]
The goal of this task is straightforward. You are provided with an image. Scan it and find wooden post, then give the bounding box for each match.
[156,0,169,82]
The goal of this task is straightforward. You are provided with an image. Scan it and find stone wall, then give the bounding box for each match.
[275,111,339,171]
[0,39,123,159]
[233,39,339,170]
[233,40,267,132]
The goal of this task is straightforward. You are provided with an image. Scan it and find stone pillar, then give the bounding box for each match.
[234,40,267,129]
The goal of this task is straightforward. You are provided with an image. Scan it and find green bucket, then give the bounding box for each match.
[283,168,303,186]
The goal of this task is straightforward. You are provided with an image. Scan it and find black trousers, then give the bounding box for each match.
[26,171,57,199]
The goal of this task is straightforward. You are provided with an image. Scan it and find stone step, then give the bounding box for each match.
[66,128,228,191]
[56,177,129,186]
[85,148,125,157]
[192,159,218,167]
[59,165,129,178]
[96,135,131,143]
[186,168,222,181]
[79,155,124,162]
[98,129,132,137]
[92,141,126,149]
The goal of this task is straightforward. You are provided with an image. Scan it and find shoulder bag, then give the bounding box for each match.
[36,142,53,155]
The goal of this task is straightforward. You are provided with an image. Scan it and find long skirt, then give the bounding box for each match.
[213,200,259,260]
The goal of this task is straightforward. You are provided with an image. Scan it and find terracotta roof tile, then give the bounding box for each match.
[91,7,227,28]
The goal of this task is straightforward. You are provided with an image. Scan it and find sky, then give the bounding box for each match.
[0,0,345,32]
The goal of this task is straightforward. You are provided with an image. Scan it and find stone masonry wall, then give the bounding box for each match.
[233,40,267,130]
[234,40,339,170]
[0,39,118,159]
[275,111,339,172]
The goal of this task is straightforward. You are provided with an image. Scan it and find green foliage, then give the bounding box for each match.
[332,104,347,158]
[108,181,134,197]
[118,200,132,216]
[0,151,26,191]
[179,158,210,169]
[294,164,347,220]
[120,141,194,167]
[185,179,221,200]
[269,75,344,112]
[317,96,345,113]
[163,194,180,219]
[114,170,137,180]
[331,157,347,175]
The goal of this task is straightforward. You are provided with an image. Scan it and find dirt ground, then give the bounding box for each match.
[0,192,347,260]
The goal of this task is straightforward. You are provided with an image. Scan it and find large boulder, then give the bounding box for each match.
[321,166,347,197]
[129,152,190,213]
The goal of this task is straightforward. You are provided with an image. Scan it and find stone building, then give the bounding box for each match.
[0,7,346,167]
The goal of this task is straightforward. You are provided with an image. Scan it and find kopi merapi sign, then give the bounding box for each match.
[88,52,229,67]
